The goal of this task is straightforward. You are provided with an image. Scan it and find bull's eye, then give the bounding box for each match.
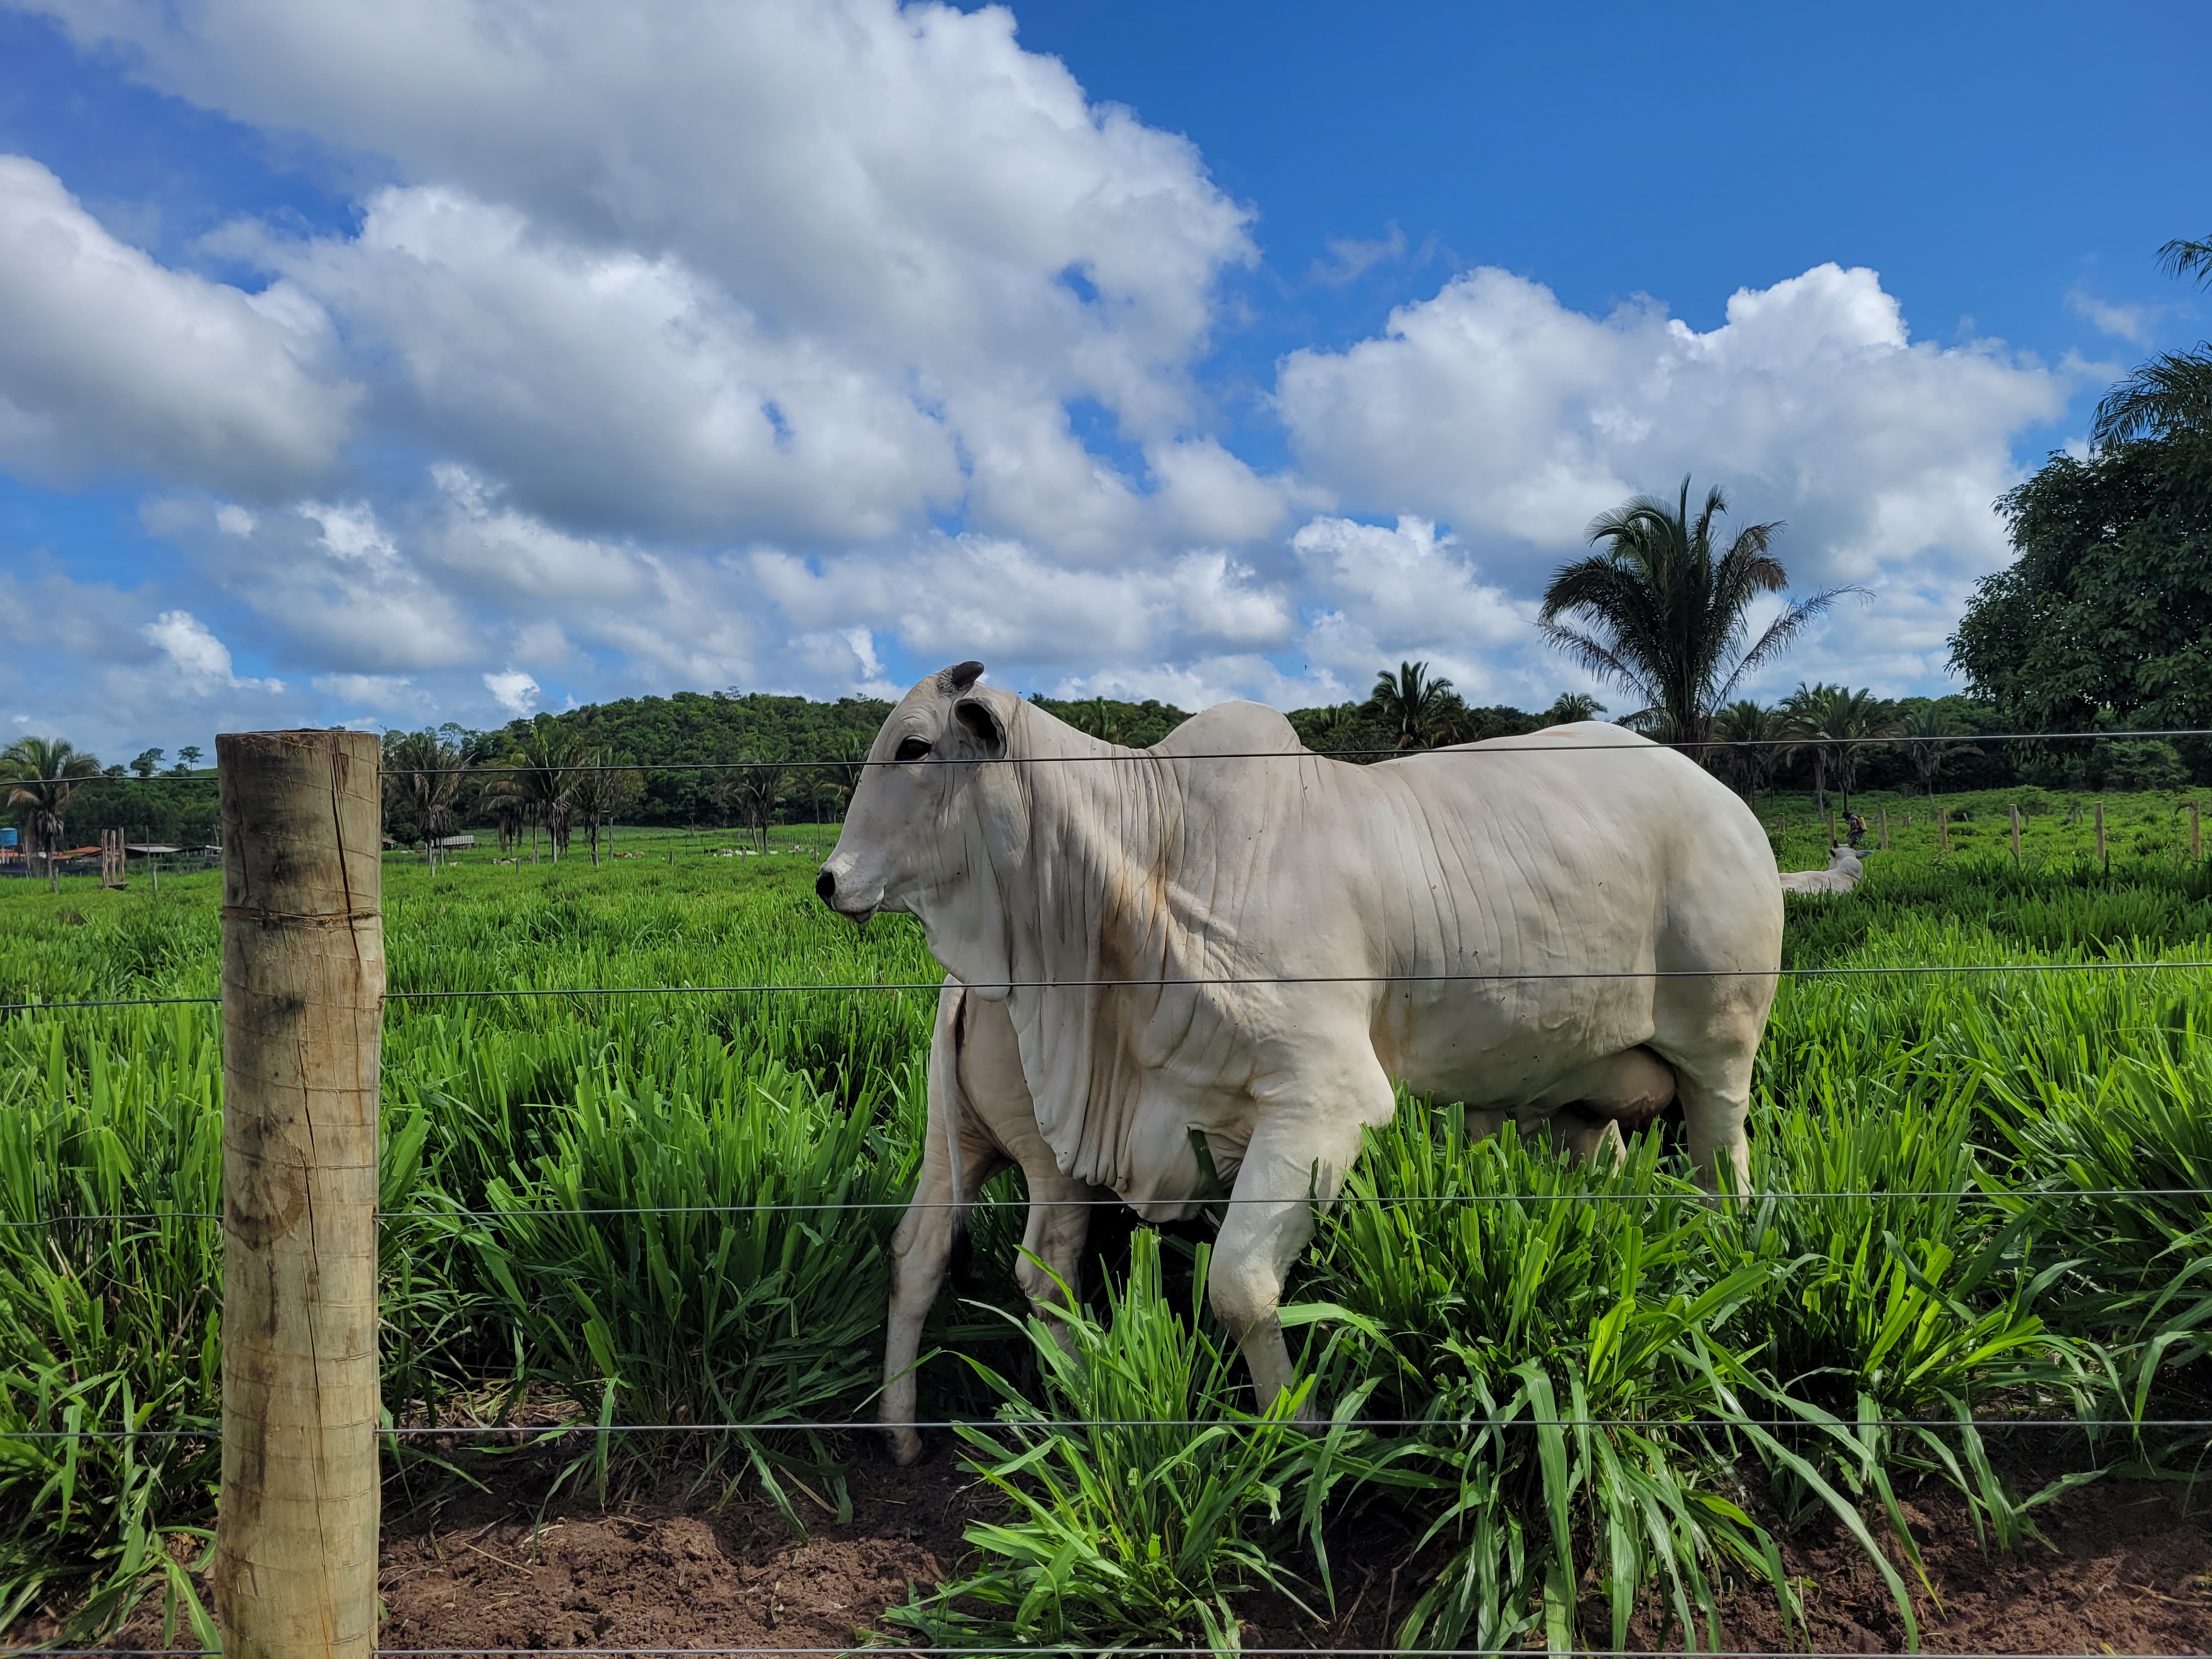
[894,736,932,763]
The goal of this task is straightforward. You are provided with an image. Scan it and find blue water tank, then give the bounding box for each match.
[0,827,16,848]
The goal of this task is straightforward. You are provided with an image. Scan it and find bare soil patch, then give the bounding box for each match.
[32,1437,2212,1654]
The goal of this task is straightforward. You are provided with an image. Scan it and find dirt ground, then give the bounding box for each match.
[56,1433,2212,1654]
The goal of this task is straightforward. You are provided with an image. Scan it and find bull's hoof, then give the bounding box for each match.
[885,1426,924,1466]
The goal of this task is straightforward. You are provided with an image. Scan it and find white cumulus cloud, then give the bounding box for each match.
[0,3,2106,730]
[40,0,1260,557]
[0,154,357,495]
[1275,262,2080,693]
[140,610,284,693]
[482,669,540,716]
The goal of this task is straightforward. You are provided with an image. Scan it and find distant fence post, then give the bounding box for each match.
[213,731,383,1659]
[1878,808,1889,851]
[2192,801,2202,865]
[2010,804,2022,865]
[1937,806,1949,855]
[2095,800,2107,873]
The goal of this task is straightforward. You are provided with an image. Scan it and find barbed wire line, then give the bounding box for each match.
[10,955,2212,1018]
[15,1180,2212,1232]
[53,722,2212,783]
[360,1650,2208,1658]
[380,1184,2212,1221]
[0,994,219,1013]
[7,1415,2207,1443]
[52,1651,2117,1659]
[0,1211,221,1228]
[383,1414,2212,1436]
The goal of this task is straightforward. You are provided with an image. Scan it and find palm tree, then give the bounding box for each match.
[563,751,641,867]
[1368,662,1458,751]
[2093,235,2212,445]
[1542,691,1607,726]
[486,722,583,864]
[1709,700,1793,802]
[383,729,467,877]
[3,737,104,894]
[1783,683,1901,812]
[715,760,792,852]
[1899,703,1982,797]
[1539,477,1860,751]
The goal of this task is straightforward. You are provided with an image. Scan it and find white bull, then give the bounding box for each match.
[821,663,1784,1452]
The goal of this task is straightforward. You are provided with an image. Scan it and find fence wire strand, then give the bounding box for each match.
[8,1650,2175,1658]
[7,1415,2209,1443]
[7,954,2212,1017]
[13,1177,2212,1233]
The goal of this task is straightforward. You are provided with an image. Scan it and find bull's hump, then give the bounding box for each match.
[1151,701,1303,758]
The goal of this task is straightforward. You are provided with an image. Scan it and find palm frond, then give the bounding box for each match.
[1535,623,1658,708]
[1710,585,1867,707]
[2155,235,2212,290]
[2091,347,2212,445]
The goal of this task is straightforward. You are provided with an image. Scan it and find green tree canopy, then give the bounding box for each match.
[1949,434,2212,732]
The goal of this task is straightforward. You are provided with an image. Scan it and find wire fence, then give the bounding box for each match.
[9,732,2212,1655]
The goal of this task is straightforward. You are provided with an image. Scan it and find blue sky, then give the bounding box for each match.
[0,0,2203,760]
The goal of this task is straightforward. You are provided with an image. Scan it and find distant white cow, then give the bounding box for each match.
[823,662,1784,1451]
[1778,844,1866,895]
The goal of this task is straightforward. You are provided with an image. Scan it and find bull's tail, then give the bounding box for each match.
[929,979,975,1235]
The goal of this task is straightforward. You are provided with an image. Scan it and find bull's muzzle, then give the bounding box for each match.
[814,861,881,921]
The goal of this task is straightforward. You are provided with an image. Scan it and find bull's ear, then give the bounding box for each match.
[954,697,1007,760]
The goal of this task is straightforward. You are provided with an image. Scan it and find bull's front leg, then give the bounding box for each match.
[1208,1064,1393,1415]
[881,1114,1005,1466]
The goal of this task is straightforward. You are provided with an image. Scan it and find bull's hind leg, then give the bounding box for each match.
[1210,1059,1395,1413]
[1649,1016,1763,1195]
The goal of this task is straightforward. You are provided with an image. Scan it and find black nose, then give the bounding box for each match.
[815,869,837,904]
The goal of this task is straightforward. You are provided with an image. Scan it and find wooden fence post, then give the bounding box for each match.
[1937,806,1949,855]
[2095,800,2107,872]
[1826,808,1837,845]
[1878,808,1889,850]
[2010,804,2022,865]
[213,731,382,1659]
[2192,801,2202,864]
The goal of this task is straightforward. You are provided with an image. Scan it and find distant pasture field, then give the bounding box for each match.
[3,789,2211,1648]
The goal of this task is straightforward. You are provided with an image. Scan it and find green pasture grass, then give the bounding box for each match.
[1760,783,2208,875]
[2,814,2210,1643]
